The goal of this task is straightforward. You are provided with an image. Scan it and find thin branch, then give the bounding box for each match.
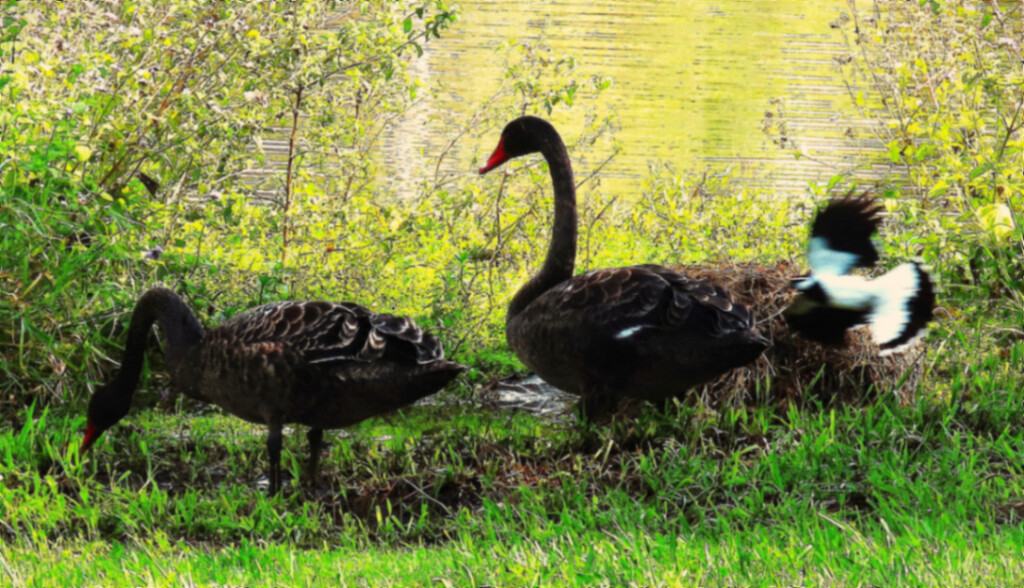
[282,86,304,268]
[995,92,1023,162]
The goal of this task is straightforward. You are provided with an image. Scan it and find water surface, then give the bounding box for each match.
[390,0,893,199]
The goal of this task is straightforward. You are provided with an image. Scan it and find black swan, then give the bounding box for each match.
[82,287,465,494]
[478,116,768,419]
[785,193,935,353]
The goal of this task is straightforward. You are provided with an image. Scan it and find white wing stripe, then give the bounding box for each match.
[615,326,645,339]
[868,263,922,347]
[807,237,859,276]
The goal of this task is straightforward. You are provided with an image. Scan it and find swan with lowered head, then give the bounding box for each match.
[83,287,465,494]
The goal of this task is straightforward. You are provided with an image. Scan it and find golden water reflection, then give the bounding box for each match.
[387,0,896,199]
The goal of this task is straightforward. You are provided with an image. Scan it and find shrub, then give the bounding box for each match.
[835,0,1022,316]
[0,1,458,407]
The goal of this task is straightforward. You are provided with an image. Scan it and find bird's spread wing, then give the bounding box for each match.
[807,192,884,275]
[868,262,936,354]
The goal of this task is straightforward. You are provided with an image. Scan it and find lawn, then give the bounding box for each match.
[3,317,1024,586]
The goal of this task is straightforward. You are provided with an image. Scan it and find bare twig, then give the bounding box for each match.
[281,86,304,267]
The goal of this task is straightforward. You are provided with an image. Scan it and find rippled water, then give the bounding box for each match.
[384,0,898,199]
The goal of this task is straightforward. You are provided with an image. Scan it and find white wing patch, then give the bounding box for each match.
[807,237,859,276]
[812,274,876,309]
[867,263,921,348]
[615,326,646,339]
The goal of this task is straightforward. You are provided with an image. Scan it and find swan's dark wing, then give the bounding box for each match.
[554,264,758,340]
[808,193,884,275]
[367,311,446,363]
[213,302,445,366]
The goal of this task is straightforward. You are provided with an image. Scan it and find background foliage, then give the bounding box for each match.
[1,0,462,404]
[0,0,801,408]
[838,0,1023,315]
[2,0,1021,408]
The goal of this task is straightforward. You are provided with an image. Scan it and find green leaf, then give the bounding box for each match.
[73,145,93,162]
[403,17,412,33]
[887,142,902,163]
[928,180,949,197]
[977,204,1014,241]
[969,163,992,180]
[913,143,936,162]
[981,12,993,28]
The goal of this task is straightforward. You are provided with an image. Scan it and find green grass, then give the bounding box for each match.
[5,523,1024,587]
[2,322,1024,586]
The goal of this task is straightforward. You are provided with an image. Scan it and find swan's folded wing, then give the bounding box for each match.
[554,265,756,340]
[213,302,444,367]
[368,311,445,364]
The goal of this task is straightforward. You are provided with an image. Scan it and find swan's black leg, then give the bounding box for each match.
[266,424,283,496]
[578,345,629,425]
[577,393,618,425]
[306,428,324,486]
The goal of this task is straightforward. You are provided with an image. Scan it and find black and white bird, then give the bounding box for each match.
[785,193,935,354]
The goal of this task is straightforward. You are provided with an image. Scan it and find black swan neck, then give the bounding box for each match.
[111,288,204,395]
[508,132,577,319]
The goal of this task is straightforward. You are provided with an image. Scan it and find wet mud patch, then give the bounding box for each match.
[477,374,576,420]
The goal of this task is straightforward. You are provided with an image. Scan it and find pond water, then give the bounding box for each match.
[386,0,897,199]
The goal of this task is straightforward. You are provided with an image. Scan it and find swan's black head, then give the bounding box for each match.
[479,116,560,174]
[81,383,131,453]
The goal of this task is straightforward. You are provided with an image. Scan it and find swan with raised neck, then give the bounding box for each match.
[480,116,768,420]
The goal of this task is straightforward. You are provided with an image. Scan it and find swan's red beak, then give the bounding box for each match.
[479,137,509,174]
[81,422,101,454]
